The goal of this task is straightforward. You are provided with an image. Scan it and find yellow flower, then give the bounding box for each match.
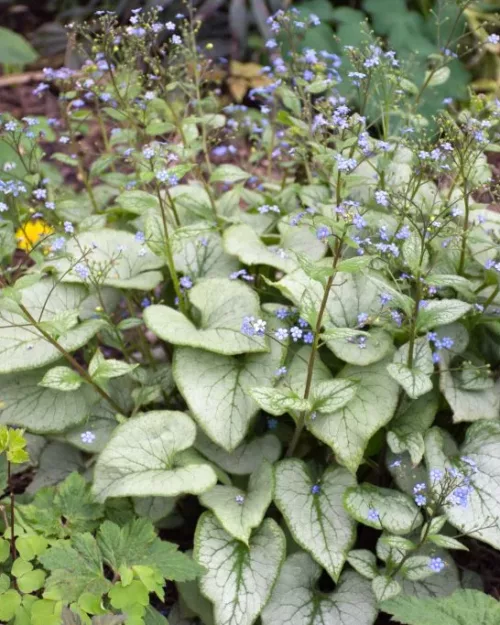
[15,220,54,251]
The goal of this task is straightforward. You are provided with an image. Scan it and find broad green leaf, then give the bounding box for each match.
[200,461,274,543]
[173,224,238,278]
[177,578,215,625]
[144,279,267,355]
[92,411,217,501]
[426,66,451,87]
[310,379,359,413]
[174,326,283,450]
[16,535,48,561]
[0,589,22,621]
[133,497,177,523]
[442,421,500,549]
[0,280,105,374]
[39,533,111,602]
[416,300,471,332]
[274,460,356,581]
[248,387,310,416]
[274,267,388,330]
[372,575,401,602]
[344,484,423,535]
[89,352,138,382]
[427,535,467,551]
[195,513,285,625]
[223,224,292,272]
[0,369,98,433]
[401,556,436,581]
[0,27,38,65]
[64,416,117,453]
[115,190,159,215]
[402,230,428,274]
[308,358,399,473]
[387,337,434,399]
[53,230,164,290]
[347,550,378,580]
[261,552,377,625]
[39,366,83,391]
[328,329,393,366]
[336,256,374,274]
[439,365,500,423]
[195,431,281,475]
[381,589,500,625]
[279,222,326,263]
[210,164,250,184]
[26,441,84,494]
[387,390,439,464]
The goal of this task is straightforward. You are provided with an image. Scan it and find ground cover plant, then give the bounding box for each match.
[0,3,500,624]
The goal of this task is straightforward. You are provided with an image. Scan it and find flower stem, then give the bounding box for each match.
[286,240,343,457]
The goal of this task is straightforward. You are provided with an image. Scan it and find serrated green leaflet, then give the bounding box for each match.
[39,533,111,602]
[195,431,281,475]
[195,513,285,625]
[344,484,423,534]
[261,552,377,625]
[97,518,204,582]
[0,368,98,433]
[174,321,283,450]
[144,279,267,355]
[92,411,217,501]
[19,472,103,537]
[381,589,500,625]
[274,460,356,581]
[443,421,500,549]
[200,461,274,543]
[0,280,105,374]
[308,358,399,473]
[50,230,164,290]
[387,337,434,399]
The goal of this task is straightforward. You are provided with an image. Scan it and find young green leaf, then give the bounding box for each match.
[387,337,434,399]
[200,461,274,543]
